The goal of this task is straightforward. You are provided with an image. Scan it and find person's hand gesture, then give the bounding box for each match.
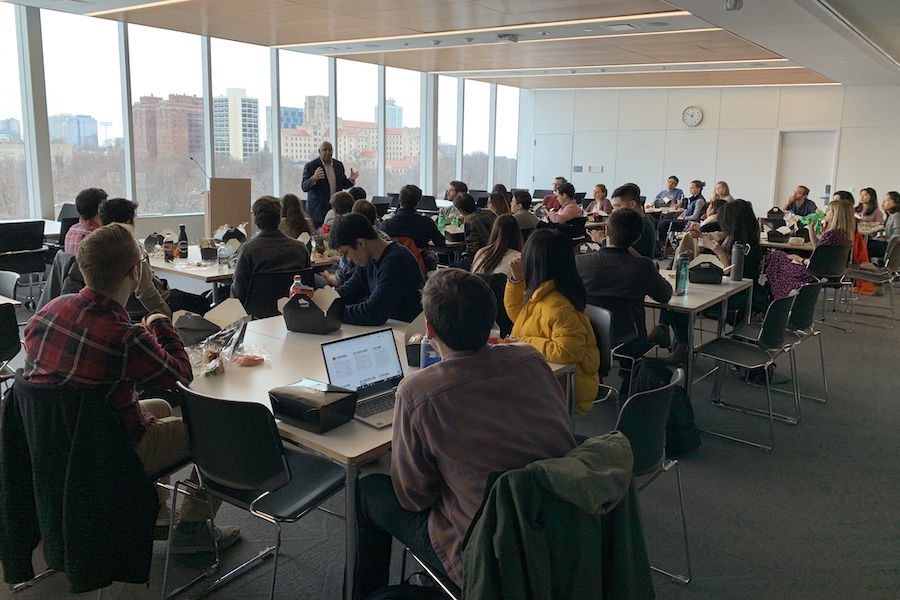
[508,256,524,282]
[349,168,359,182]
[588,228,606,244]
[313,166,325,181]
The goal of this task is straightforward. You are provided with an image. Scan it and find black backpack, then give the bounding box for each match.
[629,358,701,456]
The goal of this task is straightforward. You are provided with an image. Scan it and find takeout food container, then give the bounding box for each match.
[788,237,805,246]
[444,224,464,242]
[269,382,358,434]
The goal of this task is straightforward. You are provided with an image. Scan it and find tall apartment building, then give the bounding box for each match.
[66,115,98,148]
[48,114,74,143]
[132,94,204,159]
[213,88,259,161]
[265,105,304,149]
[0,118,21,142]
[382,98,403,129]
[304,95,329,131]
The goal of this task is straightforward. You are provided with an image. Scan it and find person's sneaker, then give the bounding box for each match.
[660,344,687,366]
[647,325,671,348]
[170,524,241,554]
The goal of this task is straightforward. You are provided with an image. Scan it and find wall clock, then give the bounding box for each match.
[682,105,703,127]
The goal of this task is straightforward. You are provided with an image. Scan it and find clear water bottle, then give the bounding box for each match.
[420,337,441,368]
[216,244,230,273]
[674,251,691,296]
[289,275,314,300]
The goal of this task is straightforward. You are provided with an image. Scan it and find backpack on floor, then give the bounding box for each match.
[629,358,701,457]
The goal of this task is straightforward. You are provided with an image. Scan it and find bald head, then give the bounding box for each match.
[318,141,333,164]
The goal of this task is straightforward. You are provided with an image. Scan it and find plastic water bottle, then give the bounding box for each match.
[216,245,230,273]
[674,251,691,296]
[437,214,446,235]
[163,236,174,262]
[289,275,314,300]
[420,337,441,368]
[488,324,501,345]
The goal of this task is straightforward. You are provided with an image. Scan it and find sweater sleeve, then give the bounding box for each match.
[504,279,526,324]
[135,263,171,317]
[646,263,674,303]
[518,308,589,366]
[391,388,441,512]
[341,246,419,325]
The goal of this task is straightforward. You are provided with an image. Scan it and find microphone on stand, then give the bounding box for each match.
[190,156,210,181]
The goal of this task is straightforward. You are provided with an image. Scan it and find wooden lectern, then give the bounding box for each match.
[204,178,252,238]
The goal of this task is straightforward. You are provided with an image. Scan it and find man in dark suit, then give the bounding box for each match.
[301,140,358,228]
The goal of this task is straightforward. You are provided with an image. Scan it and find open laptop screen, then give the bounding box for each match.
[321,329,404,395]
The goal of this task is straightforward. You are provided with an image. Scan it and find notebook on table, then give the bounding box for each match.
[320,328,404,429]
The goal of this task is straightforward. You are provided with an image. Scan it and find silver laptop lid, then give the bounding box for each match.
[321,329,404,398]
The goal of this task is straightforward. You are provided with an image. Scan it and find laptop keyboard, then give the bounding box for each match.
[356,391,396,418]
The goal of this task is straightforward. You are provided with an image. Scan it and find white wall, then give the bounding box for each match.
[519,85,900,217]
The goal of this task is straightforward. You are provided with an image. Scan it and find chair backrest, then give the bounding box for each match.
[0,220,44,253]
[589,295,641,346]
[585,304,613,377]
[615,369,684,476]
[884,239,900,273]
[787,278,824,332]
[0,303,20,363]
[178,383,290,492]
[244,269,313,319]
[0,270,18,298]
[756,294,796,350]
[561,216,588,240]
[390,236,427,273]
[475,272,514,338]
[806,244,851,279]
[56,203,79,221]
[58,217,79,242]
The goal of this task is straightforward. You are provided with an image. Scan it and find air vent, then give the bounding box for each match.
[605,23,639,32]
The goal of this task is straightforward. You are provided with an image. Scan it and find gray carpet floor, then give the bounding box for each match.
[3,283,899,599]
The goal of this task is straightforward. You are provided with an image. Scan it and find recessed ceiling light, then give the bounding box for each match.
[463,37,474,43]
[584,27,593,32]
[538,31,551,36]
[605,23,639,32]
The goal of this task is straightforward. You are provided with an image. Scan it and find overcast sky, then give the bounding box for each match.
[0,5,517,157]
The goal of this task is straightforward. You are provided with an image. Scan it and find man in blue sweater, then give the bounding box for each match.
[329,213,424,325]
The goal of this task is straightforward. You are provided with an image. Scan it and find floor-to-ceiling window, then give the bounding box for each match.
[41,9,126,215]
[384,67,421,194]
[129,24,205,214]
[436,75,459,194]
[278,50,329,197]
[336,59,378,194]
[494,84,519,189]
[0,4,28,219]
[462,79,490,191]
[211,38,271,201]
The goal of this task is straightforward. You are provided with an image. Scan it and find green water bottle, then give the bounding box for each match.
[437,214,445,235]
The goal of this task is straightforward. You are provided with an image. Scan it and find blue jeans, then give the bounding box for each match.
[354,474,447,600]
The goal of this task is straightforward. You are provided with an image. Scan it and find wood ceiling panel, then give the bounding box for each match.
[332,30,780,74]
[471,68,834,89]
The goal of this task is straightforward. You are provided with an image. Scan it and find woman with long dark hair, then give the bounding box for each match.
[279,193,316,239]
[504,229,599,414]
[471,214,523,276]
[855,187,884,224]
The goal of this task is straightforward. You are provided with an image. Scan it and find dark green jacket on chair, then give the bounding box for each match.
[462,432,655,600]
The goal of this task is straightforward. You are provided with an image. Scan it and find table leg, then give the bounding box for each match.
[345,463,359,600]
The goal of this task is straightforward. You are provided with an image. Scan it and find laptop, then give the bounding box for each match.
[418,194,438,213]
[321,328,404,429]
[371,196,392,217]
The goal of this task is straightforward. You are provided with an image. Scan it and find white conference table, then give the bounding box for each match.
[645,272,754,395]
[191,316,575,600]
[0,294,22,308]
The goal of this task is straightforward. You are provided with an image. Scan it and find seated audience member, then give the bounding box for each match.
[601,183,656,259]
[321,191,355,235]
[348,186,367,202]
[99,198,210,316]
[766,198,856,299]
[547,182,582,224]
[355,268,575,598]
[231,196,311,305]
[470,214,523,276]
[699,198,727,233]
[491,183,510,199]
[439,180,468,223]
[577,208,672,342]
[487,191,511,216]
[541,176,566,211]
[709,180,735,204]
[782,185,817,216]
[329,213,425,325]
[23,223,239,553]
[653,175,684,208]
[279,193,316,239]
[321,200,390,288]
[868,191,900,259]
[855,187,885,224]
[585,184,614,215]
[511,190,539,232]
[65,187,108,253]
[380,184,445,250]
[453,193,496,270]
[652,199,761,365]
[505,229,600,414]
[657,179,707,247]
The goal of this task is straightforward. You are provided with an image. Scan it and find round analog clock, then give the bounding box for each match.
[682,105,703,127]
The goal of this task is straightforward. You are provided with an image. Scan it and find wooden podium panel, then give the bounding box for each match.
[205,178,252,238]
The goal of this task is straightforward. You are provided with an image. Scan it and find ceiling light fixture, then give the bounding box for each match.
[431,40,442,46]
[497,34,519,43]
[87,0,192,17]
[463,37,474,43]
[725,0,744,11]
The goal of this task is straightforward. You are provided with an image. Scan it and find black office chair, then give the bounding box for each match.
[58,217,79,243]
[615,368,690,584]
[0,303,21,391]
[243,269,313,319]
[584,304,620,409]
[164,384,346,600]
[805,244,852,330]
[845,239,900,327]
[0,221,47,309]
[695,294,796,450]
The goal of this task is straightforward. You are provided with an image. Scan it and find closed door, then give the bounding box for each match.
[775,131,836,209]
[532,133,572,192]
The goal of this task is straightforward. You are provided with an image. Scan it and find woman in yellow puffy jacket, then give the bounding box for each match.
[504,228,600,414]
